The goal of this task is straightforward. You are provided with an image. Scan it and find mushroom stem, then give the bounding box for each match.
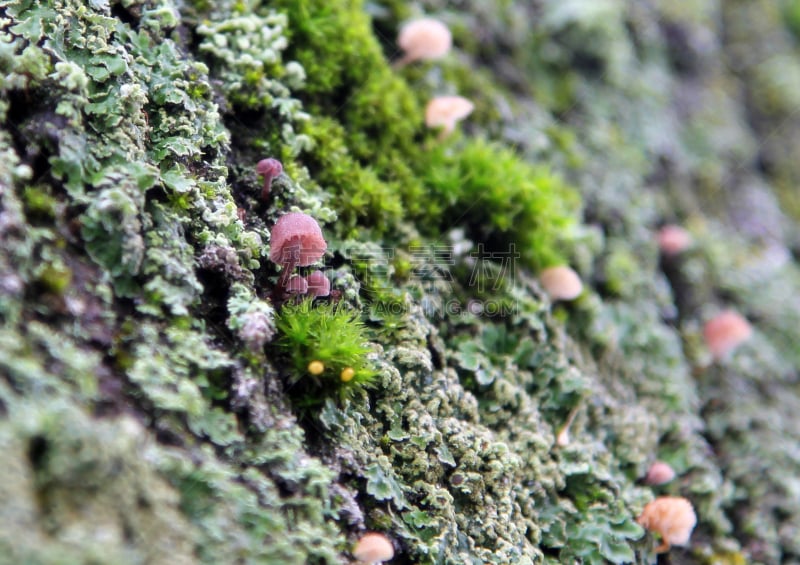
[392,54,412,69]
[261,174,276,200]
[256,158,283,200]
[277,258,298,292]
[436,123,454,141]
[653,537,670,554]
[556,403,581,446]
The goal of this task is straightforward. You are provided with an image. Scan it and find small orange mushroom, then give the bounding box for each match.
[637,496,696,553]
[425,96,474,139]
[308,360,324,375]
[353,532,395,564]
[539,265,583,301]
[395,18,451,67]
[703,310,752,360]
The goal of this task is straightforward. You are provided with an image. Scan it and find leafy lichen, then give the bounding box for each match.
[1,0,799,563]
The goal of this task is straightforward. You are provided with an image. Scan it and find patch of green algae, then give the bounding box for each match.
[1,0,799,564]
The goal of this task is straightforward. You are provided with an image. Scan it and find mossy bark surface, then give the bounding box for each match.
[1,0,799,564]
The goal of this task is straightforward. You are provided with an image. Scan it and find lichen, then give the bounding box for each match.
[1,0,799,563]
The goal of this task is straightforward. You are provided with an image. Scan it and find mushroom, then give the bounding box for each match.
[555,403,581,447]
[644,461,676,486]
[307,360,324,375]
[256,158,283,200]
[353,532,395,564]
[425,96,474,139]
[539,265,583,301]
[269,212,327,290]
[306,270,331,297]
[637,496,697,553]
[395,18,451,68]
[703,309,752,360]
[657,225,692,256]
[285,275,308,295]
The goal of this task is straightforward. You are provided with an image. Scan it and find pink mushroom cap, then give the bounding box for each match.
[703,309,753,360]
[256,158,283,178]
[269,212,327,267]
[285,275,308,295]
[306,270,331,297]
[398,18,452,63]
[353,532,395,564]
[425,96,474,136]
[657,225,692,256]
[540,265,583,301]
[645,461,676,485]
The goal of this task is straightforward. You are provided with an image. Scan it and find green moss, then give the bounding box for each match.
[421,137,581,269]
[272,0,428,236]
[275,299,377,399]
[2,0,800,563]
[36,261,72,295]
[301,117,406,237]
[21,185,58,220]
[785,0,800,39]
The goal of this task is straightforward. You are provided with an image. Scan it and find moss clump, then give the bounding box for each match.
[275,299,377,399]
[421,137,581,269]
[301,117,407,237]
[269,0,428,238]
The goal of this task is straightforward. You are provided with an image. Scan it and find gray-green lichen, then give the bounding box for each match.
[1,0,799,564]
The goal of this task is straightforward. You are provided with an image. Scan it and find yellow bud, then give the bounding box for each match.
[308,360,324,375]
[340,367,355,382]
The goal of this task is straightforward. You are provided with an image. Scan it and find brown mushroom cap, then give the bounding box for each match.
[398,18,452,63]
[353,532,395,563]
[269,212,327,267]
[424,96,474,134]
[539,265,583,301]
[306,270,331,297]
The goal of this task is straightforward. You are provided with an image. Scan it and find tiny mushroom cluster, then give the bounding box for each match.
[256,18,755,560]
[394,17,474,138]
[633,224,756,554]
[269,212,331,298]
[395,17,451,67]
